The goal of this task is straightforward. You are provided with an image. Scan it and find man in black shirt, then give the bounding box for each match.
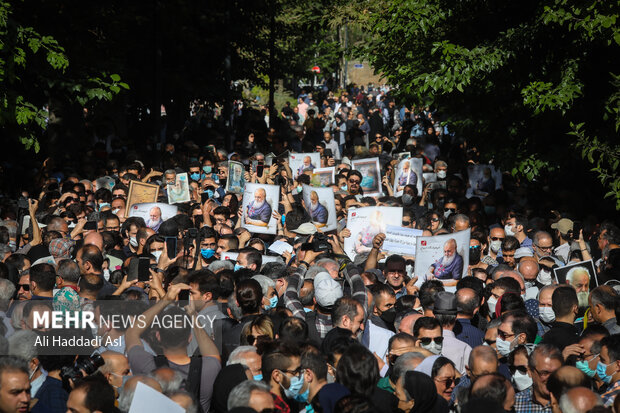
[540,286,579,348]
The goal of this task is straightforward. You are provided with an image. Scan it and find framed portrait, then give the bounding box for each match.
[126,181,159,216]
[302,184,337,232]
[352,157,382,196]
[310,167,336,187]
[414,229,471,291]
[393,157,423,197]
[241,183,280,234]
[289,153,321,179]
[226,161,246,194]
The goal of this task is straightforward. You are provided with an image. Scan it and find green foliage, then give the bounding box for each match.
[358,0,620,208]
[0,0,127,153]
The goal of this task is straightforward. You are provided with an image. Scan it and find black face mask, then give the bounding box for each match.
[380,308,397,327]
[469,246,481,264]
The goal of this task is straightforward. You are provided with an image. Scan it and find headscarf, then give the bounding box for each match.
[414,355,439,377]
[211,364,250,413]
[314,383,351,413]
[403,371,446,413]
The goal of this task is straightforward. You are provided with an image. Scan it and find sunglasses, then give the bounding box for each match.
[490,237,504,241]
[509,365,528,375]
[431,218,440,223]
[419,337,444,346]
[246,334,270,346]
[435,377,460,387]
[402,220,412,226]
[484,339,496,345]
[18,284,30,291]
[348,179,361,184]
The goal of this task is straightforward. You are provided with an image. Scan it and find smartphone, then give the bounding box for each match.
[200,192,210,204]
[138,257,151,282]
[324,149,333,158]
[84,221,97,231]
[572,221,582,240]
[127,258,139,281]
[257,161,264,178]
[165,237,177,259]
[178,289,190,301]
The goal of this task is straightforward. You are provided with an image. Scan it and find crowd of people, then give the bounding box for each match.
[0,84,618,413]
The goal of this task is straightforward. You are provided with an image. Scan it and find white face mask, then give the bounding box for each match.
[539,307,555,323]
[487,296,498,316]
[524,281,535,290]
[504,224,516,237]
[129,237,138,247]
[537,269,553,285]
[496,336,514,357]
[513,370,533,391]
[437,170,447,179]
[490,240,502,253]
[152,250,163,262]
[420,341,442,355]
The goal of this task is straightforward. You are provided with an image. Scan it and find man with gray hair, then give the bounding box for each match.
[227,380,274,412]
[227,346,262,380]
[0,279,16,337]
[118,375,163,413]
[0,356,31,413]
[8,330,44,397]
[388,352,426,392]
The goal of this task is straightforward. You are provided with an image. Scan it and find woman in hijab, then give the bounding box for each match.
[211,364,252,413]
[394,371,449,413]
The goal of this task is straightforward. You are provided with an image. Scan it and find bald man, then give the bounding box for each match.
[452,345,499,404]
[455,288,484,347]
[429,238,464,280]
[547,366,590,413]
[558,387,601,413]
[84,232,104,251]
[146,206,163,232]
[119,375,163,412]
[397,312,422,335]
[246,188,271,226]
[470,373,515,412]
[99,351,131,390]
[518,259,540,300]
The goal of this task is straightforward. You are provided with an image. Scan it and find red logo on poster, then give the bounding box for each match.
[352,212,356,217]
[421,240,427,246]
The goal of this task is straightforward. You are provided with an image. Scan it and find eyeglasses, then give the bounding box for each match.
[402,220,412,226]
[535,244,553,251]
[497,330,515,340]
[490,237,505,241]
[532,367,555,379]
[434,377,459,387]
[279,366,302,377]
[348,179,361,184]
[418,337,444,346]
[246,334,270,346]
[18,284,30,291]
[509,365,528,374]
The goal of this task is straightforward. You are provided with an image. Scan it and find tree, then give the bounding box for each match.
[359,0,620,208]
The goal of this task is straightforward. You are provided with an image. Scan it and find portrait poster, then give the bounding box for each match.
[221,250,283,266]
[352,157,382,196]
[396,152,411,161]
[302,185,337,232]
[423,173,437,184]
[414,229,471,291]
[466,164,502,198]
[344,206,403,261]
[126,181,159,216]
[241,183,279,234]
[167,172,191,204]
[226,161,246,194]
[553,259,598,287]
[310,167,336,187]
[393,157,423,197]
[289,153,321,179]
[128,202,178,232]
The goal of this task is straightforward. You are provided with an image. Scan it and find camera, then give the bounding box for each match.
[301,233,332,253]
[17,197,29,210]
[60,353,105,387]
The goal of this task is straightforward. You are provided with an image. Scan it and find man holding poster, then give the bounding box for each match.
[428,238,464,280]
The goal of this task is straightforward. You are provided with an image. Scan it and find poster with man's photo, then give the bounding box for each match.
[310,167,335,187]
[302,185,337,232]
[167,172,191,204]
[466,165,502,198]
[393,157,423,197]
[344,206,403,261]
[241,183,279,234]
[128,203,178,232]
[289,153,321,179]
[414,229,471,290]
[553,259,598,288]
[226,161,246,194]
[352,157,382,197]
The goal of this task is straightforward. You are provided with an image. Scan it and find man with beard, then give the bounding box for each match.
[245,188,272,226]
[428,239,464,280]
[296,155,315,178]
[145,206,162,232]
[397,161,418,192]
[308,191,328,226]
[565,267,590,308]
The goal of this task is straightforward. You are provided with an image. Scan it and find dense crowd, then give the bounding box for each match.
[0,84,619,413]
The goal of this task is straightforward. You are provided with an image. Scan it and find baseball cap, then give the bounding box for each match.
[313,272,342,308]
[292,222,317,235]
[551,218,573,235]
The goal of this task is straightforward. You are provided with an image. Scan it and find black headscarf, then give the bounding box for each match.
[403,371,448,413]
[211,364,250,413]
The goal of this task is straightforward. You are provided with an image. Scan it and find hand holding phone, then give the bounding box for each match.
[138,257,151,282]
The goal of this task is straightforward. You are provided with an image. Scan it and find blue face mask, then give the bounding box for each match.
[295,387,310,403]
[253,374,263,381]
[597,361,614,384]
[282,374,304,399]
[203,166,212,174]
[205,189,214,199]
[576,360,596,378]
[190,172,200,181]
[201,248,215,259]
[265,295,278,310]
[340,185,348,192]
[98,202,110,211]
[234,263,244,272]
[281,215,286,225]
